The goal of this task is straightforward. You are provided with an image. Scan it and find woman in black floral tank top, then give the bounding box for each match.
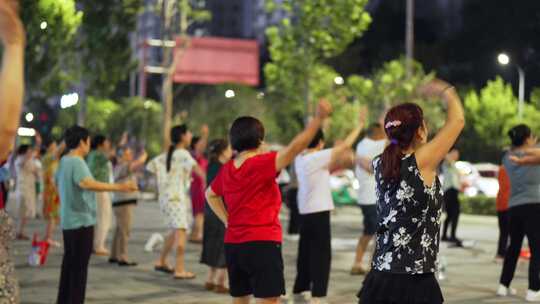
[358,79,465,304]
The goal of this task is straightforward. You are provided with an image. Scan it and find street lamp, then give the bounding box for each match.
[25,113,34,122]
[225,89,235,99]
[40,21,47,30]
[334,76,344,86]
[497,52,525,119]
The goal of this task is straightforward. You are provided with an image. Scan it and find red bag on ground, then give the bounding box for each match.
[28,234,50,266]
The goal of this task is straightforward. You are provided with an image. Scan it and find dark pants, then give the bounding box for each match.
[497,210,510,257]
[286,187,300,235]
[500,204,540,291]
[443,188,460,240]
[57,226,94,304]
[293,211,331,298]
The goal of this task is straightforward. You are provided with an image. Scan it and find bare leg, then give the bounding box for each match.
[256,297,280,304]
[352,234,373,270]
[233,296,251,304]
[17,216,27,238]
[190,213,204,241]
[174,229,194,277]
[156,230,176,267]
[216,268,227,286]
[207,267,217,284]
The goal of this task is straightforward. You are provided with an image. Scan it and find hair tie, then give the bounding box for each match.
[385,120,402,129]
[390,139,399,145]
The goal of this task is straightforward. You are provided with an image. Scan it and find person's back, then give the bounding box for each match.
[295,149,333,215]
[213,151,282,243]
[147,149,195,203]
[503,151,540,208]
[355,136,386,205]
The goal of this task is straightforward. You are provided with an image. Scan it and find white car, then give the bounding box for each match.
[454,161,499,197]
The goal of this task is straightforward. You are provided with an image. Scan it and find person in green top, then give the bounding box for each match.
[86,135,113,256]
[56,125,137,304]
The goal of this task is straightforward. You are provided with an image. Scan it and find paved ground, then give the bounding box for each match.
[5,200,534,304]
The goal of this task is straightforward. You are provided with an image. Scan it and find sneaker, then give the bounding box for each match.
[497,284,517,297]
[526,290,540,302]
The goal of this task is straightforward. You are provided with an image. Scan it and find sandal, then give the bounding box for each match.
[173,272,196,280]
[154,265,174,274]
[204,282,216,291]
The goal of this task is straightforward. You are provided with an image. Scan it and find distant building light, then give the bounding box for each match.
[18,127,36,137]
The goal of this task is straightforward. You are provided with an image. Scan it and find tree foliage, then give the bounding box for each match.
[77,0,142,97]
[264,0,372,139]
[20,0,82,99]
[461,76,540,162]
[54,97,163,156]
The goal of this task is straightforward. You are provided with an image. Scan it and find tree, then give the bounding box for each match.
[157,0,210,148]
[461,76,530,162]
[76,0,143,124]
[264,0,372,129]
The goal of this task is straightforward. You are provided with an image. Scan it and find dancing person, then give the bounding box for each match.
[201,139,233,294]
[293,109,366,304]
[14,144,38,240]
[495,165,510,262]
[358,79,464,304]
[497,124,540,301]
[351,122,387,275]
[87,135,113,256]
[56,126,137,304]
[206,100,332,304]
[0,2,25,302]
[42,141,64,247]
[147,125,206,279]
[190,125,210,243]
[441,148,463,246]
[109,146,147,267]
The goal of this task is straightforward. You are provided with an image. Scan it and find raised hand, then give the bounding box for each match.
[200,124,209,138]
[0,0,24,46]
[417,78,453,100]
[316,99,333,120]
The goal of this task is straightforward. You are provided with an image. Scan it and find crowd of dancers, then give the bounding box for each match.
[3,2,540,304]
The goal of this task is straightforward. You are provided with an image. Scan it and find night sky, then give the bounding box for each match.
[332,0,540,99]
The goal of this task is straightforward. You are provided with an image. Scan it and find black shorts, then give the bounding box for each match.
[225,241,286,298]
[360,205,378,235]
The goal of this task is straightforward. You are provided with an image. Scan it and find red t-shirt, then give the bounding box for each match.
[211,152,282,244]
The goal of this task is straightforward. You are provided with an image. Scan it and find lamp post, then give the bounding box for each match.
[498,53,525,119]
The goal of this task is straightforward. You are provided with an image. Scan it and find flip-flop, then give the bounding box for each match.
[154,265,174,274]
[173,272,196,280]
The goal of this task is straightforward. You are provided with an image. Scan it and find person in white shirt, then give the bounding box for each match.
[293,111,366,304]
[350,123,387,275]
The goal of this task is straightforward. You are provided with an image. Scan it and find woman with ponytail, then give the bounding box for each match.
[358,79,464,304]
[146,125,206,279]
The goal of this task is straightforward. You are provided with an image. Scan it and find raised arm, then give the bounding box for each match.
[330,107,367,169]
[79,177,137,193]
[199,124,210,152]
[0,1,25,161]
[276,100,333,172]
[129,151,148,172]
[509,148,540,165]
[416,79,465,171]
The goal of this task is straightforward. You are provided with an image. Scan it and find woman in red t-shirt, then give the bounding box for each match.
[206,100,332,304]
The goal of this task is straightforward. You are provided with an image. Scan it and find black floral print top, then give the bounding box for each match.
[372,154,444,274]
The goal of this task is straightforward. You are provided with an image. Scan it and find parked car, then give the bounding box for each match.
[454,161,499,198]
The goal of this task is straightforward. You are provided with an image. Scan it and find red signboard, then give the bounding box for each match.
[173,37,259,86]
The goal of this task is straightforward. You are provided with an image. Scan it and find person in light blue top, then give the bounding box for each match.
[498,124,540,302]
[56,126,137,304]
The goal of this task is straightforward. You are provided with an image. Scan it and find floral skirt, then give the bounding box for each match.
[159,198,192,230]
[43,183,60,220]
[358,270,443,304]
